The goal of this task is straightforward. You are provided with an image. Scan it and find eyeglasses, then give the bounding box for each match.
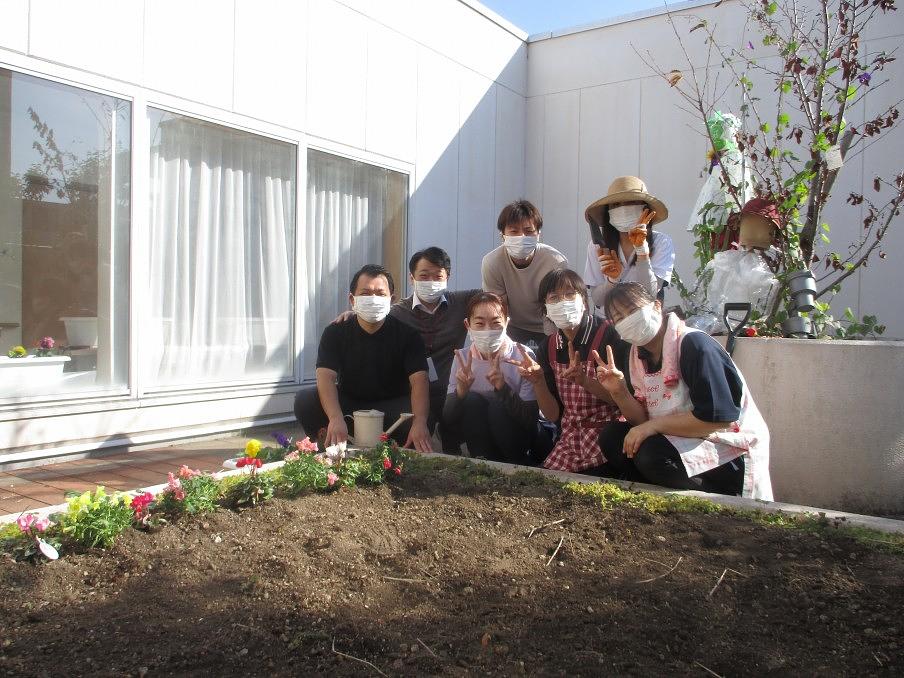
[546,290,579,304]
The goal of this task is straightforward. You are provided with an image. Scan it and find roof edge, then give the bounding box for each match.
[527,0,724,43]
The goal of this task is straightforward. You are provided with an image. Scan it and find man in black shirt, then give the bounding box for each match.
[294,265,433,452]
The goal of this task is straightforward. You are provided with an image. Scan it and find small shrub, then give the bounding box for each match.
[155,466,220,516]
[58,487,134,548]
[225,459,276,508]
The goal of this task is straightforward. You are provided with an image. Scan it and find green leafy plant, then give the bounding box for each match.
[155,466,220,516]
[225,458,276,508]
[7,345,27,358]
[58,487,134,548]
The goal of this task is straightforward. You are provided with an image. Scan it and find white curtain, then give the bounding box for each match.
[302,150,387,378]
[147,113,295,386]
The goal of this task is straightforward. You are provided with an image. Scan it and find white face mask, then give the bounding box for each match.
[608,205,645,233]
[503,235,539,260]
[414,280,447,304]
[469,328,506,356]
[615,303,661,346]
[545,296,585,330]
[354,295,391,324]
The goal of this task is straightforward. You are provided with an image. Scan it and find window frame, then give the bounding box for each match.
[0,55,413,419]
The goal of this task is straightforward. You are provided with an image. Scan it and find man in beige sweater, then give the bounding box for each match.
[481,199,568,350]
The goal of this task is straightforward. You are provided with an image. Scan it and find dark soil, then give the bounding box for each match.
[1,461,902,677]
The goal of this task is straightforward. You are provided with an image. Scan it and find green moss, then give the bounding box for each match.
[565,479,904,555]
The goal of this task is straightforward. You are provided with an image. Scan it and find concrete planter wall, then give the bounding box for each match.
[730,337,904,515]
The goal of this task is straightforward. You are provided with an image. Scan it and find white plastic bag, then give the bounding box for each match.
[685,249,778,333]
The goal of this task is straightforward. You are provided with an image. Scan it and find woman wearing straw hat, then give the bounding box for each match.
[583,176,675,315]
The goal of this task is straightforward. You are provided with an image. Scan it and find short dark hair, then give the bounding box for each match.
[537,268,590,316]
[350,264,395,295]
[408,247,451,276]
[603,282,656,320]
[497,199,543,233]
[466,291,508,320]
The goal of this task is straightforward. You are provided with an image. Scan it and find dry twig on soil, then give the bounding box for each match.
[546,536,565,566]
[528,518,565,538]
[694,660,724,678]
[382,575,427,583]
[708,569,728,597]
[417,638,439,658]
[634,556,683,584]
[331,637,388,677]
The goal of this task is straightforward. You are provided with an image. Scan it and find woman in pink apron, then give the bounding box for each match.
[508,269,623,473]
[592,282,772,500]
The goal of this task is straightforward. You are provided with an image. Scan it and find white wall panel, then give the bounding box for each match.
[305,0,367,148]
[540,91,581,266]
[637,76,708,304]
[0,0,28,53]
[410,48,460,272]
[234,0,307,129]
[494,85,526,214]
[577,80,642,271]
[456,72,497,288]
[29,0,144,83]
[857,36,904,337]
[525,96,545,208]
[143,0,235,109]
[365,24,417,162]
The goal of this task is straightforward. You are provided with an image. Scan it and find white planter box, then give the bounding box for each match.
[60,317,98,348]
[729,337,904,515]
[0,355,72,391]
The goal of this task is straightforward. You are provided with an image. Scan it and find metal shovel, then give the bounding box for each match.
[723,302,752,356]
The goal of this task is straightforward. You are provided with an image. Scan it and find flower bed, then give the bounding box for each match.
[1,450,902,674]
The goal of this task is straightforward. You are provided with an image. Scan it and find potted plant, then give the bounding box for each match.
[1,338,71,392]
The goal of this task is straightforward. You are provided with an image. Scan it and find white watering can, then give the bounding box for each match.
[343,410,414,448]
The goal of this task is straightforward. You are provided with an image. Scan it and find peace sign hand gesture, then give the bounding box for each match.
[485,352,506,391]
[628,208,657,249]
[504,343,543,384]
[561,341,588,388]
[454,348,475,398]
[592,344,625,395]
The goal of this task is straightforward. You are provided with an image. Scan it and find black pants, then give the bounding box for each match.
[446,392,551,466]
[294,387,416,445]
[598,421,744,496]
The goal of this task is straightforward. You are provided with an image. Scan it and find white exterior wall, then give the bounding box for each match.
[526,0,904,338]
[0,0,527,458]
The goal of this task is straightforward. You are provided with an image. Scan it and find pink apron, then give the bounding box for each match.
[543,324,620,472]
[628,313,773,501]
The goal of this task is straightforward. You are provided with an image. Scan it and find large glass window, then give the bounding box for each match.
[303,149,408,377]
[146,109,296,387]
[0,69,130,400]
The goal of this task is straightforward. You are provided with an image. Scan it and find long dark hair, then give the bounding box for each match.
[587,204,659,264]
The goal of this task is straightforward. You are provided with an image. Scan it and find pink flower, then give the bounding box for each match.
[174,489,186,501]
[296,436,319,453]
[379,433,390,442]
[394,466,402,476]
[178,464,199,479]
[314,454,332,467]
[39,336,55,350]
[131,492,154,517]
[16,514,35,533]
[33,517,50,532]
[327,472,338,487]
[284,451,300,462]
[167,472,182,490]
[382,457,392,470]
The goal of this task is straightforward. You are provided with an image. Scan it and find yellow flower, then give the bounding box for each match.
[245,439,262,458]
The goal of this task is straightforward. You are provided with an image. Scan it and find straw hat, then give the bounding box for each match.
[585,176,669,227]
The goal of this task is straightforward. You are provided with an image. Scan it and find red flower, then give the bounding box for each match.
[236,456,261,468]
[379,433,390,442]
[393,466,402,476]
[253,458,262,469]
[743,327,758,337]
[382,457,392,470]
